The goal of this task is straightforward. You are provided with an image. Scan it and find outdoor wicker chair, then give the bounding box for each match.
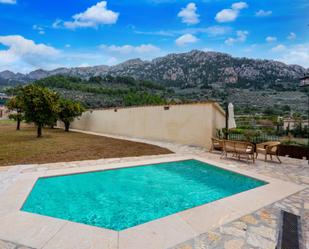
[256,141,281,163]
[222,140,255,163]
[210,137,224,153]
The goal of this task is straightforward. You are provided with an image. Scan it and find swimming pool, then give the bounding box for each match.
[21,159,266,231]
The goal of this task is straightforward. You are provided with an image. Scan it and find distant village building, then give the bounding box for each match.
[0,93,10,102]
[283,118,309,130]
[0,93,10,119]
[0,105,9,119]
[300,75,309,86]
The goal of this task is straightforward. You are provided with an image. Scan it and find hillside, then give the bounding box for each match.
[1,50,308,87]
[1,50,308,115]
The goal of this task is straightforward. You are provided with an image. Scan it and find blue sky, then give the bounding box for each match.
[0,0,308,72]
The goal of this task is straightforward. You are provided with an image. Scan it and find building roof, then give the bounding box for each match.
[300,75,309,80]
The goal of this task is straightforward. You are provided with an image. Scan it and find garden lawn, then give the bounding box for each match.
[0,121,172,166]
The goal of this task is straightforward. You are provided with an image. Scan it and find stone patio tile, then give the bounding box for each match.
[247,232,276,249]
[0,240,16,249]
[178,201,238,235]
[42,222,118,249]
[0,212,67,249]
[220,226,246,238]
[248,225,276,241]
[119,214,196,249]
[0,176,37,216]
[224,239,244,249]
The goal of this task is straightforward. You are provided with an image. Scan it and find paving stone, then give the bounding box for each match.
[193,239,209,249]
[174,244,193,249]
[220,226,246,238]
[259,209,273,222]
[247,233,276,249]
[248,225,276,241]
[206,231,221,243]
[194,232,221,248]
[231,221,247,231]
[224,239,244,249]
[0,240,16,249]
[240,215,258,225]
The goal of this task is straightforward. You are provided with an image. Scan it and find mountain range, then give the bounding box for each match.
[0,50,308,87]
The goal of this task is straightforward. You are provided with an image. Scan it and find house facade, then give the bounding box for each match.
[283,118,309,130]
[300,75,309,86]
[0,105,9,119]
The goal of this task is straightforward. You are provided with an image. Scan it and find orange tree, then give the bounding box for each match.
[22,84,60,137]
[6,95,24,130]
[58,99,85,132]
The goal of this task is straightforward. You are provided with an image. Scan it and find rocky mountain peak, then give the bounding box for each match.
[0,50,308,85]
[0,70,16,79]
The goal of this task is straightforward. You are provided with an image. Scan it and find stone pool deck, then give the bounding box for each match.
[0,134,308,249]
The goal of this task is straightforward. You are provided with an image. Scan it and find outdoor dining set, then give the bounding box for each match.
[210,138,281,163]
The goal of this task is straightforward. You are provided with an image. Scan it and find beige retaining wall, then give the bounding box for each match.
[69,102,226,149]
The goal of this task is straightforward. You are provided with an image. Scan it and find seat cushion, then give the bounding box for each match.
[236,147,253,154]
[257,148,266,153]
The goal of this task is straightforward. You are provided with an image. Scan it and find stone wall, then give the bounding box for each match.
[67,102,226,149]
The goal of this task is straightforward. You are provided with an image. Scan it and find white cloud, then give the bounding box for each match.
[0,0,16,4]
[215,2,248,23]
[0,35,58,57]
[78,63,90,67]
[255,10,272,17]
[106,57,118,65]
[231,2,248,10]
[0,36,161,72]
[32,25,45,35]
[55,1,119,29]
[177,3,200,25]
[271,44,286,52]
[287,32,297,40]
[266,36,277,43]
[100,44,160,54]
[0,35,59,72]
[216,9,238,23]
[134,30,175,37]
[0,36,159,72]
[203,26,231,36]
[52,19,62,29]
[135,25,231,37]
[225,30,248,45]
[175,34,198,46]
[202,47,214,52]
[272,43,309,67]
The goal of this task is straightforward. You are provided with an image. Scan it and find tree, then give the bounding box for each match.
[58,99,85,132]
[123,92,166,106]
[22,85,60,137]
[6,95,24,130]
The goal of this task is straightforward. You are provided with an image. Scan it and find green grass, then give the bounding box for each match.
[0,119,15,125]
[0,121,172,166]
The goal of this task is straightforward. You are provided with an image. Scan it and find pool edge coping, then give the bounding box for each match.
[0,154,305,249]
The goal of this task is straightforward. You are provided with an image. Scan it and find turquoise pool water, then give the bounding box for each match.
[22,159,266,231]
